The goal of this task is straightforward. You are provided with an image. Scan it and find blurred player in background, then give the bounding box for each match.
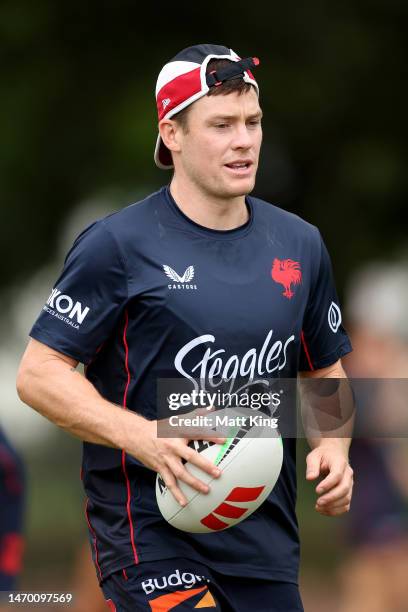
[0,428,25,611]
[339,261,408,612]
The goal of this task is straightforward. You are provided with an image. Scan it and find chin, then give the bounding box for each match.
[204,175,256,199]
[228,179,255,197]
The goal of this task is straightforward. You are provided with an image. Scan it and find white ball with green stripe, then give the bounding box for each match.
[155,413,283,533]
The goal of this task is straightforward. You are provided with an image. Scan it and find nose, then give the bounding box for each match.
[230,123,253,150]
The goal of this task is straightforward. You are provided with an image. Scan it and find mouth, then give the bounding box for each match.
[224,160,253,176]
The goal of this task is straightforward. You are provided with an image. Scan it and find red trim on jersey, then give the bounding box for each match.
[122,311,131,406]
[301,330,314,371]
[121,310,139,564]
[105,599,117,611]
[122,568,128,581]
[156,67,201,120]
[85,498,103,582]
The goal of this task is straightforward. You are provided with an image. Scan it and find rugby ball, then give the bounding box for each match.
[155,418,283,533]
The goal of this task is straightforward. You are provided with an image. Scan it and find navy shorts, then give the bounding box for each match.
[101,558,303,611]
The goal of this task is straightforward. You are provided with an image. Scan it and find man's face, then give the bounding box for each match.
[174,87,262,199]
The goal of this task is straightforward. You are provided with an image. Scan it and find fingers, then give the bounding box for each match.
[316,465,354,516]
[305,448,322,481]
[166,456,211,496]
[158,464,188,507]
[316,488,352,511]
[316,503,351,517]
[317,472,353,505]
[155,437,223,506]
[317,497,351,511]
[180,443,222,480]
[315,458,350,494]
[305,445,354,517]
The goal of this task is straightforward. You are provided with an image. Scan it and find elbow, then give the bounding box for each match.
[16,362,35,405]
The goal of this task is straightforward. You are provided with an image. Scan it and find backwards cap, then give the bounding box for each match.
[154,43,260,169]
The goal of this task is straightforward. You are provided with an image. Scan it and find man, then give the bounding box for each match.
[17,44,354,611]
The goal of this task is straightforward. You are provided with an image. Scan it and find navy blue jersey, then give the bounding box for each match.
[29,186,351,584]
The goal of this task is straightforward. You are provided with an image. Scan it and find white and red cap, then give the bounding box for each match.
[154,44,260,169]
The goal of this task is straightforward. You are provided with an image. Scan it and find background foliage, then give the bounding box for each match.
[2,0,407,293]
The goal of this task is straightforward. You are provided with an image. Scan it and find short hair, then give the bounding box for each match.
[173,58,254,133]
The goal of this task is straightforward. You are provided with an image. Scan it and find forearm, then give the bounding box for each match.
[305,391,354,456]
[17,357,147,450]
[300,360,354,456]
[17,349,226,504]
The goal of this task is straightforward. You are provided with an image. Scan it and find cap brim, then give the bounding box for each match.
[154,134,174,170]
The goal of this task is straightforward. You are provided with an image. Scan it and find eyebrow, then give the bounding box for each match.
[207,110,263,122]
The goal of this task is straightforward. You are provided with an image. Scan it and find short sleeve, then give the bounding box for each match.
[29,220,128,364]
[299,231,352,371]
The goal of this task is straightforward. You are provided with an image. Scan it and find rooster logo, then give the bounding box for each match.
[271,258,302,299]
[163,265,194,283]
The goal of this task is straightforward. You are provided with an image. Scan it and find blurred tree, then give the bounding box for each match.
[0,0,407,294]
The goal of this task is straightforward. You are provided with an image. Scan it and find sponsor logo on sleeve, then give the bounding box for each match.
[43,288,90,330]
[328,301,342,333]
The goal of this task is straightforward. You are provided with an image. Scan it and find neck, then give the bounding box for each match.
[169,175,249,231]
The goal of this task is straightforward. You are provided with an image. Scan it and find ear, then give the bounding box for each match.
[158,119,182,155]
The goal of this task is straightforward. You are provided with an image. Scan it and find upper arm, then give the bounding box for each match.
[18,338,78,378]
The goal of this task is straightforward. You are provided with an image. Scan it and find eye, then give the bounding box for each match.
[215,123,229,129]
[248,119,261,127]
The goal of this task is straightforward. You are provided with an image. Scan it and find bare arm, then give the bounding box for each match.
[16,338,139,448]
[299,359,354,455]
[16,338,224,505]
[299,359,354,516]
